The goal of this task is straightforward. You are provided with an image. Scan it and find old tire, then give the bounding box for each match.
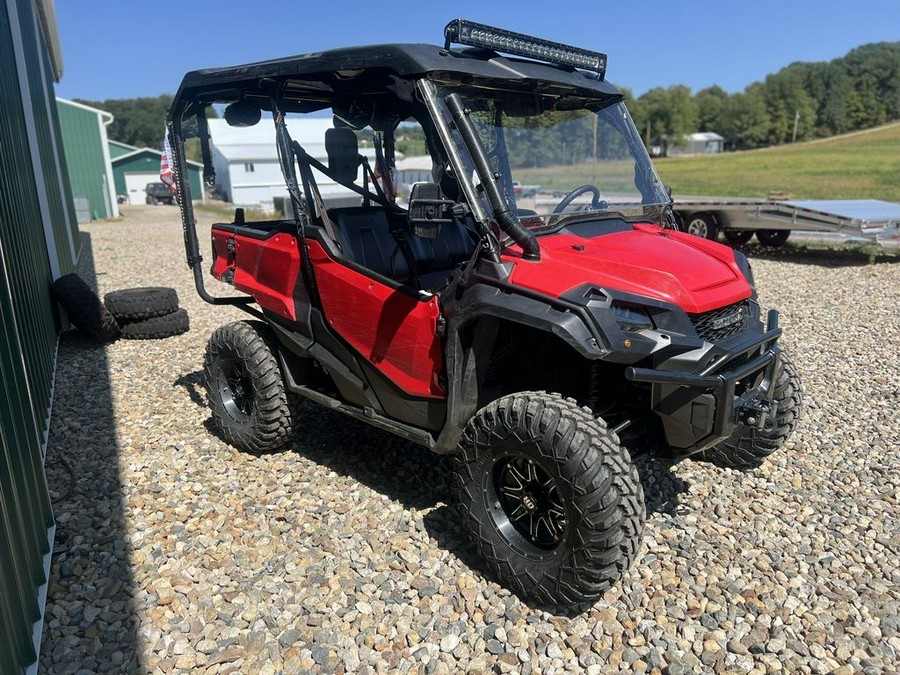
[756,229,790,247]
[104,287,179,321]
[456,392,645,609]
[120,307,189,339]
[723,229,754,246]
[203,320,298,454]
[700,352,803,470]
[51,273,120,342]
[682,212,718,241]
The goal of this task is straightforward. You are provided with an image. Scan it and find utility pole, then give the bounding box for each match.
[791,110,800,143]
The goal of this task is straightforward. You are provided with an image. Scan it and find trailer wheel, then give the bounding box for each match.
[682,213,718,241]
[204,320,299,454]
[723,229,754,246]
[756,229,790,247]
[455,392,645,609]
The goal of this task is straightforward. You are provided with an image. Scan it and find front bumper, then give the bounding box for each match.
[625,310,782,455]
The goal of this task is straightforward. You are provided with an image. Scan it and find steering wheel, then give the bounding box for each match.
[552,185,604,214]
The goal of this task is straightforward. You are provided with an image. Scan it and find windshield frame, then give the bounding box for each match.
[422,78,670,239]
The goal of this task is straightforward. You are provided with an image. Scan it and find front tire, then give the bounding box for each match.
[700,352,803,470]
[203,321,299,454]
[455,392,645,609]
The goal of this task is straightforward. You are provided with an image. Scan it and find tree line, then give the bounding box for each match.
[624,42,900,151]
[80,41,899,157]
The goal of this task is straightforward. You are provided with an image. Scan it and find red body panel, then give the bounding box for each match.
[210,226,300,321]
[307,241,445,399]
[506,223,752,313]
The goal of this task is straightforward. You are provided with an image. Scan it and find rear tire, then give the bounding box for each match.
[455,392,645,609]
[682,212,718,241]
[699,352,803,470]
[203,321,299,454]
[756,229,790,247]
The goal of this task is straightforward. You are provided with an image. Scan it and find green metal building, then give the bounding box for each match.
[56,97,119,221]
[1,0,78,672]
[110,143,205,205]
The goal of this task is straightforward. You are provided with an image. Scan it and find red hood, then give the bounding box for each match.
[505,224,751,313]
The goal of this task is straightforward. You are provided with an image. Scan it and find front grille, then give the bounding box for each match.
[688,300,750,343]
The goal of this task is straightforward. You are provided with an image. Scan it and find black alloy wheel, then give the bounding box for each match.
[493,455,568,550]
[456,391,645,609]
[203,320,300,454]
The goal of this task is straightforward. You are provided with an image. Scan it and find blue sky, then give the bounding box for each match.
[54,0,900,101]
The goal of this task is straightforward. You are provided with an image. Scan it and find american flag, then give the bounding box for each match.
[160,130,176,193]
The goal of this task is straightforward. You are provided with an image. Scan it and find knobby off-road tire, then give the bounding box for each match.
[120,307,189,339]
[700,352,803,470]
[455,392,645,609]
[51,273,120,342]
[104,287,179,321]
[203,320,300,454]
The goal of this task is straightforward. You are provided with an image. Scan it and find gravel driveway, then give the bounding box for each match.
[40,205,899,674]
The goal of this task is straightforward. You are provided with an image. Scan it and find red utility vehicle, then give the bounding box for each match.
[167,20,802,608]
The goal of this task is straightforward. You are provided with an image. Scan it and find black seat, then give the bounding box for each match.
[327,209,477,290]
[328,207,410,281]
[408,218,476,288]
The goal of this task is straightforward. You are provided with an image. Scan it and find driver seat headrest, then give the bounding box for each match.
[325,127,360,185]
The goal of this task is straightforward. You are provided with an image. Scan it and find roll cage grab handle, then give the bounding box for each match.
[443,94,541,261]
[169,110,259,310]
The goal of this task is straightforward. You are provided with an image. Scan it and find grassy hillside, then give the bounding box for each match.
[654,122,900,201]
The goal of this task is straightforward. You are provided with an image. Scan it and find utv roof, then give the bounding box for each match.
[170,43,622,114]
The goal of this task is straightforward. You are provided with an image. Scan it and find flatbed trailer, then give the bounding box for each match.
[673,197,900,247]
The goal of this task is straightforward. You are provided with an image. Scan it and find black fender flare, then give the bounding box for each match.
[432,284,605,454]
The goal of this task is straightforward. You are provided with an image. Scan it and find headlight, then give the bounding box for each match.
[612,305,654,332]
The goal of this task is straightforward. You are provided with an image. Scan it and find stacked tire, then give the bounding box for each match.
[50,273,120,342]
[104,287,189,339]
[49,274,189,343]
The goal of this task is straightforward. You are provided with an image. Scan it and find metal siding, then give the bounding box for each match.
[1,0,70,670]
[56,100,111,220]
[23,2,75,275]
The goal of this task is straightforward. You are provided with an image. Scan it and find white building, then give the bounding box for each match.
[667,132,725,156]
[395,155,435,194]
[207,118,376,212]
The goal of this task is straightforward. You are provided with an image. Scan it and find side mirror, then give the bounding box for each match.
[408,182,454,239]
[224,100,261,127]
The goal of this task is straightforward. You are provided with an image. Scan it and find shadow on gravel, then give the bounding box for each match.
[738,242,899,268]
[40,233,144,673]
[178,368,692,616]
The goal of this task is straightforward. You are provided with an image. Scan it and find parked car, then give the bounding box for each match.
[145,182,175,205]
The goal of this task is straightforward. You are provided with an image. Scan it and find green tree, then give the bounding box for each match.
[763,68,817,144]
[720,85,770,150]
[695,85,729,134]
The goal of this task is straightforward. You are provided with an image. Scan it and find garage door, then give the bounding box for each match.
[124,173,158,205]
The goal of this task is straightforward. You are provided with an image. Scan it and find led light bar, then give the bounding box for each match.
[444,19,607,79]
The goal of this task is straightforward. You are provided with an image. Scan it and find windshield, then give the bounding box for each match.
[432,85,669,232]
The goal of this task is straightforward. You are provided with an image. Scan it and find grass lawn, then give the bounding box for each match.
[653,122,900,201]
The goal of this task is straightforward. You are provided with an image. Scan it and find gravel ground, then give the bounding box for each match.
[40,205,899,674]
